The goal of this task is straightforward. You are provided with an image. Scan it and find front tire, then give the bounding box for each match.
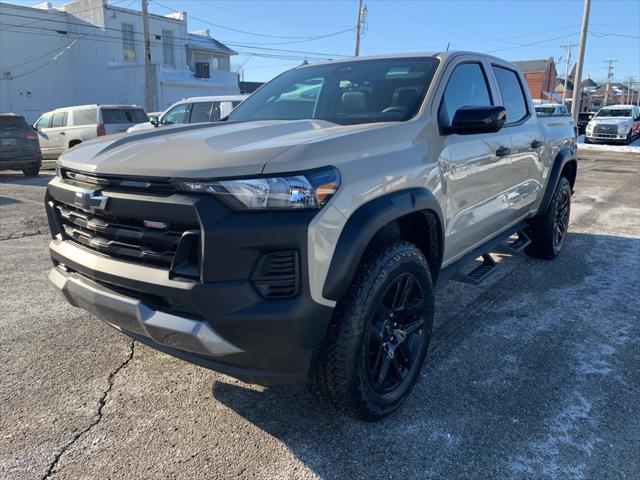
[313,242,434,421]
[526,176,572,259]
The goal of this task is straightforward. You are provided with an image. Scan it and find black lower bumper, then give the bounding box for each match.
[0,154,42,170]
[45,176,334,385]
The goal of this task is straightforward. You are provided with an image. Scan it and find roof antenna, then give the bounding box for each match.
[446,42,450,51]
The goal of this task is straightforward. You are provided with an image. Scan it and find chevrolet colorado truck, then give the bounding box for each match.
[45,52,576,420]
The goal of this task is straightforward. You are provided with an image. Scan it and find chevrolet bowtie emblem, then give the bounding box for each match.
[74,189,109,213]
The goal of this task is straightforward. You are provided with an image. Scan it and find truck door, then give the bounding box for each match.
[437,60,513,261]
[490,64,544,221]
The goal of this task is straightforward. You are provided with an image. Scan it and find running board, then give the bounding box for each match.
[438,222,530,286]
[493,230,531,255]
[450,253,497,285]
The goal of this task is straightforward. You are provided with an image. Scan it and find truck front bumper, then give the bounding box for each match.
[46,175,334,385]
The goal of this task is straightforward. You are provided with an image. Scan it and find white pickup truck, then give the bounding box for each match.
[46,52,576,420]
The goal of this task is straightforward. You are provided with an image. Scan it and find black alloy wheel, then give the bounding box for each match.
[553,186,571,251]
[366,273,426,394]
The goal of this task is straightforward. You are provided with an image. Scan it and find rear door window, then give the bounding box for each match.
[440,62,493,127]
[0,116,30,131]
[492,66,529,123]
[51,112,68,128]
[189,102,214,123]
[101,108,147,124]
[73,108,97,126]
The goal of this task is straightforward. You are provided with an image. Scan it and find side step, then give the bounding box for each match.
[450,253,497,285]
[493,230,531,255]
[446,227,531,286]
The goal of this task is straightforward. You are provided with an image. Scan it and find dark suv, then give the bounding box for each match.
[0,114,42,177]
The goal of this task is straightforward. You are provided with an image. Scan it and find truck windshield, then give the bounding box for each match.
[227,57,439,125]
[535,107,557,115]
[596,108,632,118]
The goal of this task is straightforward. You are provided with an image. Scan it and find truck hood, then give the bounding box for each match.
[59,119,372,179]
[590,117,632,125]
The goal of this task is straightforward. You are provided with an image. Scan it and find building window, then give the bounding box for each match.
[162,30,174,67]
[122,23,135,61]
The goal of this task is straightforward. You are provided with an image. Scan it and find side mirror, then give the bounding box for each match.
[444,106,507,135]
[150,115,159,127]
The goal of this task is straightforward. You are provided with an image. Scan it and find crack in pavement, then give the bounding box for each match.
[41,340,136,480]
[0,231,48,241]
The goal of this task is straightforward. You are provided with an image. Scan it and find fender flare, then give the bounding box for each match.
[537,147,577,216]
[322,188,444,301]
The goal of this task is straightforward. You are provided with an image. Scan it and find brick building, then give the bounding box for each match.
[513,58,557,102]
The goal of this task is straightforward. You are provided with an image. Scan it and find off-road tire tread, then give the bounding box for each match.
[312,241,433,420]
[526,176,571,259]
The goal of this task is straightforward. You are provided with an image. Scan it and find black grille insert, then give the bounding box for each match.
[55,202,199,267]
[251,251,300,298]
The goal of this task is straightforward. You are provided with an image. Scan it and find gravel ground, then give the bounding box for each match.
[0,149,638,480]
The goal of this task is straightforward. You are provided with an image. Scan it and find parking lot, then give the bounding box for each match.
[0,147,638,480]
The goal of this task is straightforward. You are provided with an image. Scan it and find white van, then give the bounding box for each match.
[34,105,147,159]
[127,95,249,133]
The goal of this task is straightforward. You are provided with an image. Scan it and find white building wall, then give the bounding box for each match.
[0,2,77,121]
[0,0,238,122]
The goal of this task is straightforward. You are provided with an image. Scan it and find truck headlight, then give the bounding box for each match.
[586,123,594,134]
[174,167,340,210]
[618,122,632,133]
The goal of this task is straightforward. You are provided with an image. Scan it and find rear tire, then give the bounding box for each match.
[312,242,434,421]
[526,176,571,259]
[22,166,40,177]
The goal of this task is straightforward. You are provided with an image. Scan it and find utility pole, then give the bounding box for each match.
[571,0,591,120]
[561,42,573,105]
[602,59,618,106]
[354,0,366,57]
[624,76,633,104]
[141,0,154,112]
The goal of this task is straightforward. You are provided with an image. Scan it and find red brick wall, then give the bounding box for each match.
[524,72,544,99]
[523,66,557,100]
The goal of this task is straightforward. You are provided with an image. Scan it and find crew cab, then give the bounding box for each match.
[585,104,640,144]
[45,52,577,420]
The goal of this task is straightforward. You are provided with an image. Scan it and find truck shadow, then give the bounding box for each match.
[211,232,640,479]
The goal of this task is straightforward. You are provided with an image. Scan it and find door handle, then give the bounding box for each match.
[530,139,543,149]
[496,146,511,157]
[59,131,66,135]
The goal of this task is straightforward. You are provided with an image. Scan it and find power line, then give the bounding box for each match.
[150,0,343,40]
[0,22,339,68]
[0,19,349,59]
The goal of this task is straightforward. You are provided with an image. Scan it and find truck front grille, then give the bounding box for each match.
[593,124,618,134]
[55,202,198,267]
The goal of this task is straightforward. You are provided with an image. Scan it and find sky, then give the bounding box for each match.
[9,0,640,84]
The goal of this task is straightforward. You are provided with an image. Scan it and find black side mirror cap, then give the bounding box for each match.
[444,106,507,135]
[150,115,159,126]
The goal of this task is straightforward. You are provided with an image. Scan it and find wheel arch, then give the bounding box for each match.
[322,188,444,301]
[537,147,577,216]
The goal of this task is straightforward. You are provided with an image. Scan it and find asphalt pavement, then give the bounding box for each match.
[0,148,638,480]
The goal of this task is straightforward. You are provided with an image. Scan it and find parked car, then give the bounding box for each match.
[33,105,147,159]
[577,112,595,136]
[585,104,640,144]
[534,103,570,116]
[0,113,42,176]
[126,95,249,133]
[46,52,576,420]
